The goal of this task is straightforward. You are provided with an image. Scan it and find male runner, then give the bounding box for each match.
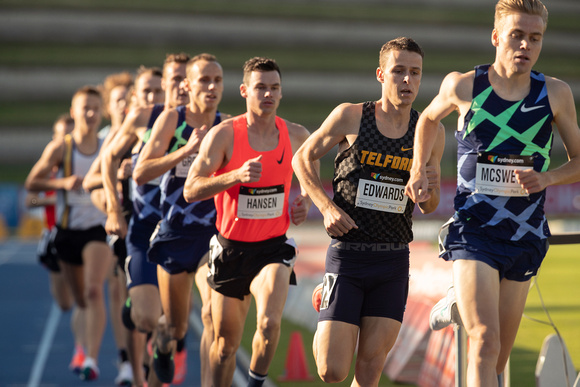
[184,56,313,387]
[100,55,190,386]
[133,53,229,386]
[25,86,113,381]
[405,1,580,385]
[292,38,443,385]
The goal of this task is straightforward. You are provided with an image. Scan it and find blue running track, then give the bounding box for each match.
[0,239,203,387]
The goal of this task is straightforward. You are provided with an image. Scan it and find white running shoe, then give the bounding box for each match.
[429,285,463,330]
[114,360,134,386]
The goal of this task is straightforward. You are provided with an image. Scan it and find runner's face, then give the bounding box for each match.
[242,70,282,115]
[187,60,224,112]
[71,94,102,131]
[379,49,422,106]
[134,73,164,107]
[108,85,129,122]
[493,12,544,74]
[163,62,189,108]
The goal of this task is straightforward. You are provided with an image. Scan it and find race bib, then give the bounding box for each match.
[355,172,408,214]
[237,185,285,219]
[475,152,534,197]
[175,153,197,178]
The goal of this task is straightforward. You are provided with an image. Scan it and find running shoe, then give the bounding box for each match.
[69,345,85,374]
[114,360,133,386]
[429,285,463,330]
[153,347,174,384]
[312,283,323,313]
[80,357,100,381]
[172,347,187,384]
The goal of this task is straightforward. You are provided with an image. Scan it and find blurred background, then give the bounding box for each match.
[1,0,580,233]
[0,2,579,386]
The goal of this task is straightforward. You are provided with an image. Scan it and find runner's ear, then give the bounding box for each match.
[376,67,385,83]
[240,83,248,98]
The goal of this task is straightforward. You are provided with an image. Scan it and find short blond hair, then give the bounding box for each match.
[495,0,548,32]
[186,53,218,79]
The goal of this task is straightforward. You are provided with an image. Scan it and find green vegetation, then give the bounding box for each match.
[515,244,580,385]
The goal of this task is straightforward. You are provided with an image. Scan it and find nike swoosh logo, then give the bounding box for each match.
[525,270,534,276]
[276,148,285,164]
[520,104,545,113]
[401,147,413,152]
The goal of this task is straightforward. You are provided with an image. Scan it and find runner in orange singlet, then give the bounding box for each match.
[183,57,315,387]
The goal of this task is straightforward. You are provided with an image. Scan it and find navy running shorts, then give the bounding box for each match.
[148,220,216,275]
[53,225,108,266]
[439,214,549,281]
[318,239,410,326]
[125,217,158,289]
[207,233,297,300]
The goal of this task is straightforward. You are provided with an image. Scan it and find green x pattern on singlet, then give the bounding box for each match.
[464,86,552,171]
[169,121,189,153]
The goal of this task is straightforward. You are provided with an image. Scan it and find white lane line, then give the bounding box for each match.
[0,240,38,266]
[27,302,62,387]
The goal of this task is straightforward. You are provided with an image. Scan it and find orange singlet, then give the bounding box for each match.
[214,114,292,242]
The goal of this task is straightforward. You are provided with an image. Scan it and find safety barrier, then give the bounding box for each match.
[452,232,580,387]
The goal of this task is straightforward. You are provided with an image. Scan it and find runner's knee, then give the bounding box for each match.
[317,362,348,384]
[256,314,281,344]
[215,336,238,363]
[469,325,501,362]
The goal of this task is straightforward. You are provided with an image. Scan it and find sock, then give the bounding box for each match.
[176,336,186,352]
[119,349,129,363]
[247,369,267,387]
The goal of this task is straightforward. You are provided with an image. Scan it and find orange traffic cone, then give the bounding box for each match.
[278,331,314,381]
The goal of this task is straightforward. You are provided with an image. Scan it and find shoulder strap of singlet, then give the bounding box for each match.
[473,64,491,98]
[63,134,73,177]
[60,133,74,229]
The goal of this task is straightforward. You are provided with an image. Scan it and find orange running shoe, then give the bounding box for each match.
[172,347,187,384]
[312,283,323,313]
[68,345,85,374]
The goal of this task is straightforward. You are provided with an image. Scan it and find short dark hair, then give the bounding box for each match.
[379,37,424,69]
[242,57,281,85]
[135,65,163,84]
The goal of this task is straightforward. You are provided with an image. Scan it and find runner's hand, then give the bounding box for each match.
[237,155,262,183]
[405,168,431,203]
[290,195,310,226]
[105,211,128,239]
[322,204,357,237]
[515,169,547,194]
